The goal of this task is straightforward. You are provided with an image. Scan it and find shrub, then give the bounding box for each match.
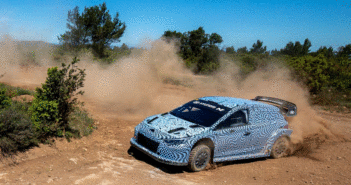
[29,99,60,138]
[30,57,86,139]
[289,54,351,93]
[288,54,331,93]
[0,102,38,155]
[239,55,267,77]
[197,46,221,74]
[0,83,34,96]
[0,88,12,109]
[68,106,95,137]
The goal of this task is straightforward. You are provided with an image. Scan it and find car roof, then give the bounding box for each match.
[199,96,274,109]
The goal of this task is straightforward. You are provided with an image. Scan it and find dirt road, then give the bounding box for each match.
[0,39,350,184]
[0,85,350,185]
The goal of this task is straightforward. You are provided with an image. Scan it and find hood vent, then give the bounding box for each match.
[168,127,186,133]
[147,117,158,124]
[161,112,168,116]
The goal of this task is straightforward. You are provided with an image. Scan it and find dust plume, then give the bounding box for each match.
[0,36,344,154]
[0,35,54,89]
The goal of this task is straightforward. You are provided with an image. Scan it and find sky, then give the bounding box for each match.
[0,0,350,51]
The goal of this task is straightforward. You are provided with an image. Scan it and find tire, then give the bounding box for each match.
[271,136,291,159]
[188,144,211,172]
[127,146,137,156]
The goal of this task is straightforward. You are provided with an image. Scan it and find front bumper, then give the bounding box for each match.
[130,138,189,166]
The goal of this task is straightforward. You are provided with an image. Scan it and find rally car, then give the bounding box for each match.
[129,96,296,172]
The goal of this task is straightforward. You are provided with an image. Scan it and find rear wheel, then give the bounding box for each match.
[188,144,211,172]
[271,136,291,158]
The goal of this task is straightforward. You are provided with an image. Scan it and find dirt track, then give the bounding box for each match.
[0,84,350,185]
[0,39,350,184]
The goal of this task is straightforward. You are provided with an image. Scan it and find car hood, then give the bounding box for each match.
[144,113,208,138]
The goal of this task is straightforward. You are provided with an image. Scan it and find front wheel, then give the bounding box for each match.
[271,136,291,158]
[188,144,211,172]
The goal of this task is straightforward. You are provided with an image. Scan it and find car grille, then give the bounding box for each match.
[137,133,159,153]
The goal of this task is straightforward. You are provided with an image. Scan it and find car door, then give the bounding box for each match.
[244,106,282,152]
[212,110,252,157]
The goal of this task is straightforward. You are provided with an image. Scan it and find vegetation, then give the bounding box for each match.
[1,2,351,157]
[222,40,350,111]
[58,2,126,58]
[163,27,223,74]
[0,88,12,109]
[250,40,267,54]
[160,25,350,111]
[280,38,312,57]
[288,51,351,110]
[0,101,38,155]
[29,57,86,139]
[0,57,94,156]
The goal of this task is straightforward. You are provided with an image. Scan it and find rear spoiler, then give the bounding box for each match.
[252,96,297,117]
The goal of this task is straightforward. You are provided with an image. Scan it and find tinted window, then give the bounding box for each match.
[170,100,229,127]
[215,110,248,130]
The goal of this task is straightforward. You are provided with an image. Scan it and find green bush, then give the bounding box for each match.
[0,102,38,155]
[288,54,351,93]
[197,46,221,74]
[0,88,12,109]
[29,99,60,138]
[30,57,86,139]
[68,106,95,137]
[0,83,34,96]
[239,54,268,77]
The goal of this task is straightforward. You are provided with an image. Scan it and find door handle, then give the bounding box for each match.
[244,132,251,136]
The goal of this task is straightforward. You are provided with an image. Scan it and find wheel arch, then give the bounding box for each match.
[265,129,293,151]
[191,138,215,162]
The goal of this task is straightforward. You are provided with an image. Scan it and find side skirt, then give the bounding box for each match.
[213,152,270,163]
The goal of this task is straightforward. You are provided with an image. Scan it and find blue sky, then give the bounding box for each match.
[0,0,350,51]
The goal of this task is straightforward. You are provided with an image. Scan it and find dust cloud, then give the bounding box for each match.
[0,35,344,153]
[0,35,53,89]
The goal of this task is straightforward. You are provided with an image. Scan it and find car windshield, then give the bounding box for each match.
[170,100,230,127]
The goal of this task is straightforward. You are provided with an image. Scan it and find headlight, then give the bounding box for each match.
[163,139,187,145]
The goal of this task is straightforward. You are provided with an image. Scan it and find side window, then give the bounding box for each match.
[215,110,248,130]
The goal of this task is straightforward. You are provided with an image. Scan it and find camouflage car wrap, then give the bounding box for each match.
[130,96,293,166]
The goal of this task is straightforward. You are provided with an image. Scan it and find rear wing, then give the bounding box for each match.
[252,96,297,117]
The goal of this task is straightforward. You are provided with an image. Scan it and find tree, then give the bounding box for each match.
[209,33,223,45]
[162,27,223,73]
[58,7,88,51]
[188,27,209,57]
[225,46,235,54]
[270,48,281,56]
[337,44,351,58]
[237,46,248,54]
[315,46,334,58]
[162,30,183,43]
[281,38,312,57]
[250,40,267,54]
[302,38,312,55]
[59,2,126,58]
